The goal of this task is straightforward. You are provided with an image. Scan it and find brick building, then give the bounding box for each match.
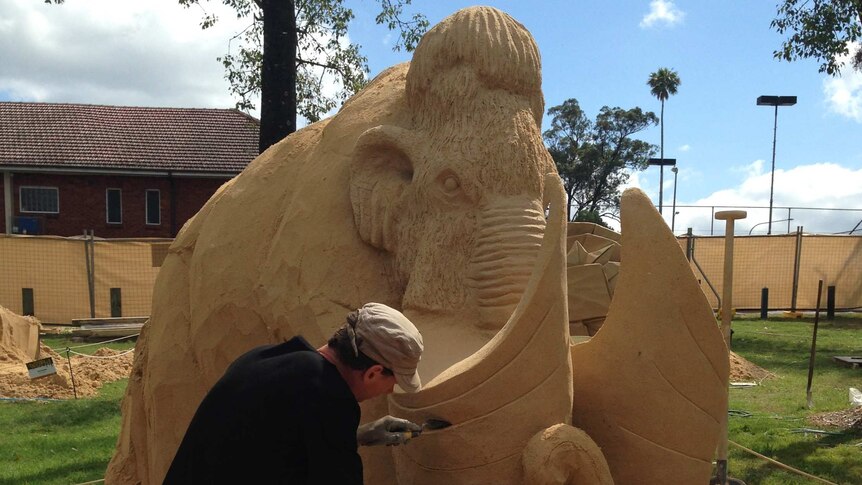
[0,102,259,238]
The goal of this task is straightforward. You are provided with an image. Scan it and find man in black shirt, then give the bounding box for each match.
[163,303,425,484]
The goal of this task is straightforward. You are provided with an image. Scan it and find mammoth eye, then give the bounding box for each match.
[443,176,459,192]
[437,169,461,195]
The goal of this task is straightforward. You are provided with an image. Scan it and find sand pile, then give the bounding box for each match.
[730,351,775,382]
[807,406,862,430]
[0,344,134,399]
[0,305,40,364]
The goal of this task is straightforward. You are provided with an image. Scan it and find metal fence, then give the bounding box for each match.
[665,205,862,237]
[680,231,862,311]
[1,230,859,324]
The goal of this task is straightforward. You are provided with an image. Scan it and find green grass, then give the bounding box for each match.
[0,380,127,485]
[3,321,862,484]
[727,315,862,484]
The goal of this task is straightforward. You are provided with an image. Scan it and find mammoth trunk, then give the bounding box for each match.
[468,200,545,329]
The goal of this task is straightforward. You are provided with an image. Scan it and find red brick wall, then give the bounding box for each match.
[7,173,231,238]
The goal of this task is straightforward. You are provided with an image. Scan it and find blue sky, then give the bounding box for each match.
[2,0,860,235]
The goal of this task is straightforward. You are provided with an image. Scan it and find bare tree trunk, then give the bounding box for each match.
[259,0,297,153]
[658,99,664,214]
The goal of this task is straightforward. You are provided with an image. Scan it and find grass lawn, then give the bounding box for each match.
[2,320,862,484]
[0,337,135,485]
[727,315,862,484]
[0,380,127,485]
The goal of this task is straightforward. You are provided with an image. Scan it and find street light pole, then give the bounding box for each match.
[757,95,797,235]
[671,166,679,233]
[648,158,676,219]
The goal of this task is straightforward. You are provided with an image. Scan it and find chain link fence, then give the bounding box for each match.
[1,229,859,323]
[0,233,171,323]
[680,232,862,311]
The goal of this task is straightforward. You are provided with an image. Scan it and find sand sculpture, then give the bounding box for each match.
[107,7,727,484]
[0,305,40,364]
[0,305,136,399]
[566,222,621,336]
[570,188,728,484]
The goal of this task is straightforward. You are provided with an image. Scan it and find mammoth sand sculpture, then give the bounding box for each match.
[107,7,727,484]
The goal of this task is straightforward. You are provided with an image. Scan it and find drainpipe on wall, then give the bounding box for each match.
[169,171,177,237]
[3,172,12,234]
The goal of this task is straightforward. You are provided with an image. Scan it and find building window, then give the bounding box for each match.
[145,189,161,225]
[106,188,122,224]
[20,186,59,214]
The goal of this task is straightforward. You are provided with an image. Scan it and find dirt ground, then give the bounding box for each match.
[0,344,134,399]
[807,406,862,431]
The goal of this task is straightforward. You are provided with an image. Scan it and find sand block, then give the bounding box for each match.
[567,221,621,242]
[568,233,620,256]
[567,264,611,322]
[603,261,620,293]
[567,240,588,266]
[587,242,620,265]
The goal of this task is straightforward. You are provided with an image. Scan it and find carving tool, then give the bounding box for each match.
[399,418,451,440]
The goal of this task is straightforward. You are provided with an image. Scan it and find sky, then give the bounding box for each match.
[1,0,861,236]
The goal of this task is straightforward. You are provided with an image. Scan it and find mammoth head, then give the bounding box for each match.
[348,7,555,328]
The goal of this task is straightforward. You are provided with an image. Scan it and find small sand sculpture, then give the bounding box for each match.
[107,7,727,484]
[0,305,40,364]
[1,305,135,399]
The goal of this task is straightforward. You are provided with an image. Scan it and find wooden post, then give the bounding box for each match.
[789,226,803,315]
[713,209,747,485]
[83,230,95,318]
[806,280,824,409]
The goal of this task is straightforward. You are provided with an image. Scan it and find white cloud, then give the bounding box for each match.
[640,0,685,29]
[730,159,765,180]
[675,162,862,235]
[618,162,862,235]
[823,43,862,122]
[678,144,691,152]
[0,0,258,115]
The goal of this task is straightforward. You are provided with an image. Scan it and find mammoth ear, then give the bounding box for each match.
[349,125,415,252]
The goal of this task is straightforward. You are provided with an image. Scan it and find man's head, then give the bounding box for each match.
[328,303,424,401]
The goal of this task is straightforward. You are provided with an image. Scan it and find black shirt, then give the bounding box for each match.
[163,336,363,484]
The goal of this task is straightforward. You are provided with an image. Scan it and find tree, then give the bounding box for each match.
[772,0,862,75]
[646,67,680,214]
[543,99,658,224]
[47,0,428,153]
[183,0,428,153]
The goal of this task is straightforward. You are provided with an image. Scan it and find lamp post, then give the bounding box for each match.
[671,166,679,233]
[648,157,676,215]
[756,95,796,235]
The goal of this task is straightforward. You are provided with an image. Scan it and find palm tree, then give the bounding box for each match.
[647,67,681,214]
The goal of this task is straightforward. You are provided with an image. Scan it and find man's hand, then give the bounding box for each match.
[357,415,422,446]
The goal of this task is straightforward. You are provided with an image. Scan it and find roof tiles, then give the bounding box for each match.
[0,102,260,174]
